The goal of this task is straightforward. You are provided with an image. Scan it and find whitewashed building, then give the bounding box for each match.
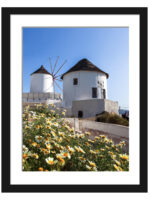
[61,59,118,117]
[30,65,53,93]
[23,60,119,118]
[61,59,109,107]
[23,65,62,104]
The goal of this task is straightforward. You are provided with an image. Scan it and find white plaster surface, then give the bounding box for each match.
[22,92,62,102]
[30,73,53,93]
[72,99,118,118]
[63,71,107,107]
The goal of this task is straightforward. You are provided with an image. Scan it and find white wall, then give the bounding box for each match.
[22,92,62,104]
[30,73,53,93]
[63,71,107,107]
[81,120,129,138]
[66,118,129,139]
[22,100,62,106]
[72,99,118,118]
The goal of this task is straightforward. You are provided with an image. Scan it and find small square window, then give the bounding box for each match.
[73,78,78,85]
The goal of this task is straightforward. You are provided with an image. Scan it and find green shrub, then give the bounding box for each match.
[96,111,129,126]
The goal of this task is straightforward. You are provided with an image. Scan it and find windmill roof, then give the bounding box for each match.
[60,59,109,79]
[31,65,51,75]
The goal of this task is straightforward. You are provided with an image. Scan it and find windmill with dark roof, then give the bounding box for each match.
[23,57,66,103]
[30,57,66,94]
[61,58,109,108]
[30,65,53,93]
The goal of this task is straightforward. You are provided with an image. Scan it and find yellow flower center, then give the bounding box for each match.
[48,160,54,165]
[23,154,27,159]
[63,153,68,157]
[89,162,96,167]
[38,167,43,171]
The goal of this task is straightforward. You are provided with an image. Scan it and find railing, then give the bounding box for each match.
[22,92,62,101]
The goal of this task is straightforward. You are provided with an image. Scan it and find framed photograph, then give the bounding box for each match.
[2,7,147,192]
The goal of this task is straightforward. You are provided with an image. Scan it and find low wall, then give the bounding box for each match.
[23,92,62,102]
[65,118,80,131]
[66,118,129,139]
[22,100,62,108]
[66,118,129,151]
[81,120,128,138]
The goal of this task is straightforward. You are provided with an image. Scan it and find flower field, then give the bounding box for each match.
[23,104,129,171]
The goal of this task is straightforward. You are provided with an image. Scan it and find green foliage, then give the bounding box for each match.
[23,105,129,171]
[96,111,129,126]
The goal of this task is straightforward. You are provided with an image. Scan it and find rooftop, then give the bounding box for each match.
[61,58,109,79]
[31,65,51,75]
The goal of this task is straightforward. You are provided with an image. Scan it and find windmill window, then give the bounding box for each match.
[73,78,78,85]
[92,87,97,98]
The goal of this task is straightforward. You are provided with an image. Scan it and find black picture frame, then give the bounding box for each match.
[1,7,148,193]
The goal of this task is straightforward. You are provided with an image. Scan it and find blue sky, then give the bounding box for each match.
[23,27,129,108]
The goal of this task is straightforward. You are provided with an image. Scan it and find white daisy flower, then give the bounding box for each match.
[45,157,57,165]
[35,135,43,143]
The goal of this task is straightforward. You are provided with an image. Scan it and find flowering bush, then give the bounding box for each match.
[23,104,129,171]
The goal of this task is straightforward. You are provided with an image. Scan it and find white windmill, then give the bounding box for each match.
[30,57,66,95]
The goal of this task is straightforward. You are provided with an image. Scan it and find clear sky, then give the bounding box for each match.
[23,27,129,108]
